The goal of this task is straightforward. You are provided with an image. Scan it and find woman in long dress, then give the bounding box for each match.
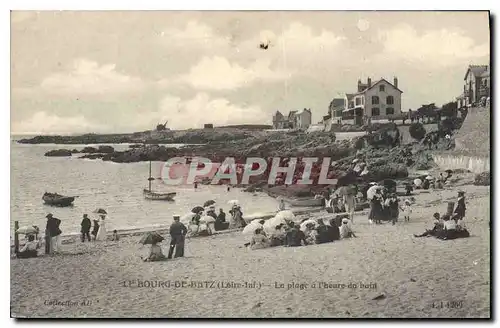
[229,206,246,229]
[95,214,107,241]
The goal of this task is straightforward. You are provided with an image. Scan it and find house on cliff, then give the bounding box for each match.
[272,108,312,130]
[461,65,490,108]
[341,77,403,125]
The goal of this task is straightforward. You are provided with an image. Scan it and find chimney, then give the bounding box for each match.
[357,79,362,92]
[394,76,398,88]
[367,77,372,88]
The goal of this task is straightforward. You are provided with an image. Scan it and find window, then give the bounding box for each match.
[386,107,394,115]
[372,108,380,116]
[371,96,379,105]
[379,85,385,92]
[355,98,361,106]
[386,96,394,105]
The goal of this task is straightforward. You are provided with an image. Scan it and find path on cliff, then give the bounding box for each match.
[453,107,490,157]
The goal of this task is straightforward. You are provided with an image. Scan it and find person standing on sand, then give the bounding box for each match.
[95,214,107,241]
[229,205,246,229]
[91,219,99,241]
[454,191,466,221]
[343,193,356,224]
[168,215,187,259]
[80,214,91,242]
[45,213,62,253]
[194,181,198,190]
[278,199,286,211]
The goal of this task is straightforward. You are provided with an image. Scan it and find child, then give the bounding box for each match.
[339,219,356,239]
[400,199,412,222]
[111,230,120,241]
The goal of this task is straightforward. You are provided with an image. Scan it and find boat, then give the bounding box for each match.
[144,161,176,201]
[285,197,323,207]
[42,192,75,207]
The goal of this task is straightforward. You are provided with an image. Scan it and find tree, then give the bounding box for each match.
[441,101,458,118]
[409,122,427,141]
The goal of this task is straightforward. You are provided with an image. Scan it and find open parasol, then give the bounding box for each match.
[199,215,216,224]
[300,219,317,232]
[242,220,263,235]
[139,232,164,245]
[16,226,39,235]
[93,208,107,215]
[191,206,205,214]
[203,200,216,207]
[413,178,422,187]
[367,185,383,200]
[275,210,295,221]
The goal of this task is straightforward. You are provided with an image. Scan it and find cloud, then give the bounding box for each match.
[39,59,145,94]
[159,20,229,49]
[11,111,107,135]
[164,56,289,91]
[377,24,489,65]
[156,93,269,129]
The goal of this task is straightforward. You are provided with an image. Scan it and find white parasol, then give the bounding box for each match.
[300,219,318,232]
[16,226,38,235]
[242,220,263,235]
[367,185,383,200]
[180,213,196,225]
[275,210,295,221]
[414,178,422,187]
[425,176,434,180]
[199,215,216,224]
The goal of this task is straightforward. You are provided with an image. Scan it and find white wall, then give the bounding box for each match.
[364,80,402,119]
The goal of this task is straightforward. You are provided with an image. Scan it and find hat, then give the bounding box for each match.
[173,215,180,220]
[369,182,378,185]
[458,190,465,195]
[342,218,349,224]
[404,199,411,205]
[46,213,53,218]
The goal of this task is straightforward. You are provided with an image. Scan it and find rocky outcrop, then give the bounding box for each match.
[474,171,490,186]
[44,149,73,157]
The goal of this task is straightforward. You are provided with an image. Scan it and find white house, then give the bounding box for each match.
[342,77,403,125]
[272,108,312,130]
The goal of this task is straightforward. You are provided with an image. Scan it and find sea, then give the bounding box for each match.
[10,138,282,238]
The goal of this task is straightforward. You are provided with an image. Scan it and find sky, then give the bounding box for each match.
[10,11,490,134]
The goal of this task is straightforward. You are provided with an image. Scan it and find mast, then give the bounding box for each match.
[148,161,152,192]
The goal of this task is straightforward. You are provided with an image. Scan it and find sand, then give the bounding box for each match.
[10,181,490,318]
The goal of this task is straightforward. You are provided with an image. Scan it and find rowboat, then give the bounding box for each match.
[42,192,75,207]
[285,197,323,207]
[143,189,176,201]
[144,161,176,201]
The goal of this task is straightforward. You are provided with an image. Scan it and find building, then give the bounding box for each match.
[272,109,312,130]
[462,65,490,107]
[329,98,345,125]
[342,77,403,125]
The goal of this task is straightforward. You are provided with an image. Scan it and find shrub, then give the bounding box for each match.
[409,122,426,141]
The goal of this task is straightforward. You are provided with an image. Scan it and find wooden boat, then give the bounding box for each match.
[42,192,75,207]
[144,161,176,201]
[285,197,323,207]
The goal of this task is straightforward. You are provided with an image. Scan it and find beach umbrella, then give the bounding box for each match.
[228,200,240,206]
[200,215,216,224]
[275,210,295,221]
[139,232,164,245]
[242,221,263,235]
[203,200,216,207]
[191,206,204,214]
[300,219,317,232]
[16,226,38,235]
[93,208,107,215]
[180,213,196,225]
[367,185,383,200]
[413,178,422,187]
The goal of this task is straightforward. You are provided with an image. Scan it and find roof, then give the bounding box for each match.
[345,93,355,101]
[480,67,490,78]
[296,108,311,115]
[330,98,345,107]
[464,65,488,80]
[360,78,403,94]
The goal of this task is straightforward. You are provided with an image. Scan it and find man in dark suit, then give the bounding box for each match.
[454,191,466,221]
[80,214,91,242]
[45,213,62,253]
[168,215,188,259]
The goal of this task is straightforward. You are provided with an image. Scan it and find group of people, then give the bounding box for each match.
[144,215,188,262]
[188,203,246,237]
[414,191,469,240]
[80,213,114,243]
[248,217,356,250]
[368,185,410,225]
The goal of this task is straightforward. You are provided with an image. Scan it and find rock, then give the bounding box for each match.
[44,149,73,157]
[412,152,436,170]
[474,171,490,186]
[81,146,98,153]
[97,145,115,153]
[371,293,386,300]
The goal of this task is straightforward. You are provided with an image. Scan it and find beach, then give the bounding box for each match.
[11,181,490,318]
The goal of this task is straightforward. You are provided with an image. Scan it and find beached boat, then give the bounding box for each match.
[42,192,75,207]
[285,198,323,207]
[144,161,176,201]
